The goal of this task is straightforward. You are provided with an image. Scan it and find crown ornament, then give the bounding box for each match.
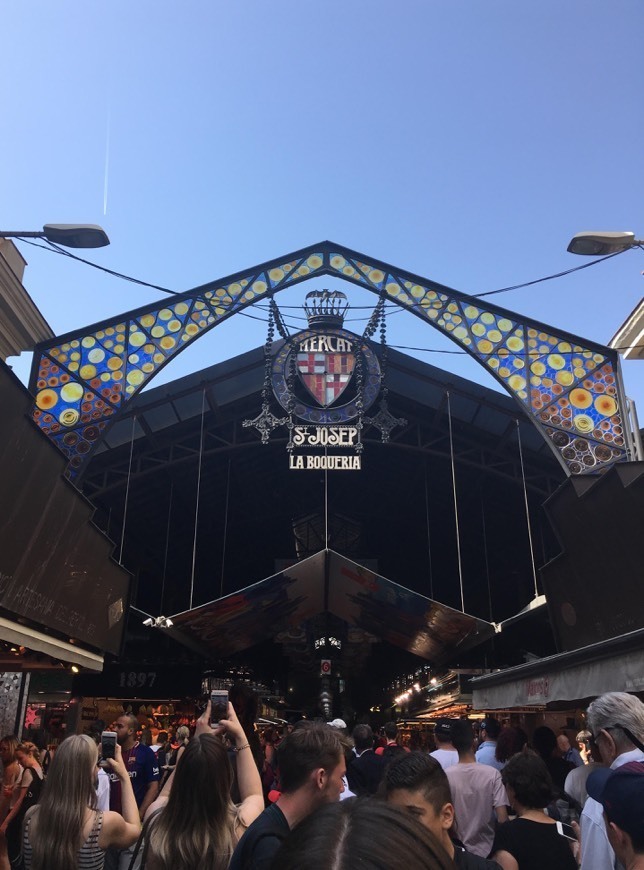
[303,290,349,329]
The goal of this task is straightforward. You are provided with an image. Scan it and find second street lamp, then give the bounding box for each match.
[0,224,110,249]
[567,231,642,256]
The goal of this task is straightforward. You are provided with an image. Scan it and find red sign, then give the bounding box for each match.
[320,659,331,675]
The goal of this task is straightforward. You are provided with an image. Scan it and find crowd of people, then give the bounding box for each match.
[0,690,642,869]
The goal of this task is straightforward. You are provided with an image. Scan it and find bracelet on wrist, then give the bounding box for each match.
[234,742,251,752]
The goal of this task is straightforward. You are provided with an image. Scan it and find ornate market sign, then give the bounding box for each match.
[243,289,406,469]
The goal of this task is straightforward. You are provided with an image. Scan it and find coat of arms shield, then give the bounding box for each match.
[296,348,356,407]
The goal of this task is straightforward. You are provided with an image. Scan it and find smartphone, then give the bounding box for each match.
[556,821,577,842]
[210,689,228,725]
[101,731,117,762]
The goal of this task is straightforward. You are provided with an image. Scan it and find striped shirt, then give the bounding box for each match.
[23,809,106,870]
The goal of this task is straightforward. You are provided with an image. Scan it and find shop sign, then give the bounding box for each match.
[524,676,550,704]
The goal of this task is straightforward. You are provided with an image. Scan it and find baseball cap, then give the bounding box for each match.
[587,761,644,840]
[434,719,453,738]
[479,718,501,738]
[329,718,347,730]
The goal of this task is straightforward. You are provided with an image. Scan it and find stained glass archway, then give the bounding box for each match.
[28,241,630,478]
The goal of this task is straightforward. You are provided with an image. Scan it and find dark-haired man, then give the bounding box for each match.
[230,723,345,870]
[375,721,408,761]
[385,752,501,869]
[430,719,458,770]
[475,718,503,771]
[347,723,386,796]
[446,719,508,858]
[106,713,159,870]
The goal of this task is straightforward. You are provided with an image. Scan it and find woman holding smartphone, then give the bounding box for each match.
[21,734,140,870]
[141,700,264,870]
[490,752,578,870]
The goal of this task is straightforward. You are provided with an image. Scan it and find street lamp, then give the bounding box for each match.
[567,231,642,256]
[0,224,109,249]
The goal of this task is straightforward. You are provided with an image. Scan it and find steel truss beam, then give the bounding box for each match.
[29,241,628,477]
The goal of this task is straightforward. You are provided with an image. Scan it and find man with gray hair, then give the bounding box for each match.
[580,692,644,870]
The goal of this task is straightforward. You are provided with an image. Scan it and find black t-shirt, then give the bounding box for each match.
[452,837,501,868]
[491,818,577,870]
[229,803,290,870]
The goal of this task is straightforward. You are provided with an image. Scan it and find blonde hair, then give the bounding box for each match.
[0,735,19,765]
[17,742,41,763]
[28,735,98,870]
[176,725,190,744]
[147,734,235,870]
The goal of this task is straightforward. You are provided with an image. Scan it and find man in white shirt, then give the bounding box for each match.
[430,720,458,770]
[580,692,644,870]
[586,761,644,870]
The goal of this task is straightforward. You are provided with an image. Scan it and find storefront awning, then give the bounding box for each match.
[163,549,495,663]
[0,616,103,671]
[471,627,644,709]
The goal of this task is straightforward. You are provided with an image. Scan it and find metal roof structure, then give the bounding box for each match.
[78,340,565,679]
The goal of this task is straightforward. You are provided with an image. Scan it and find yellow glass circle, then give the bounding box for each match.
[573,414,594,433]
[570,388,592,409]
[556,371,574,387]
[59,408,80,427]
[36,389,58,409]
[594,395,617,417]
[129,331,146,348]
[60,382,84,403]
[547,354,565,370]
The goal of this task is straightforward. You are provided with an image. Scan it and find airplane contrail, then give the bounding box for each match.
[103,105,111,216]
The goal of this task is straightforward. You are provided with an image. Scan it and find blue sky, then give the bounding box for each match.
[3,1,643,412]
